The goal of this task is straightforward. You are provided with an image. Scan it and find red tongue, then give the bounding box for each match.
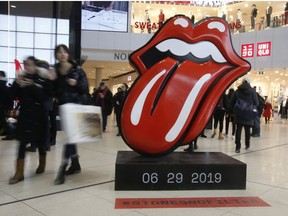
[121,58,231,155]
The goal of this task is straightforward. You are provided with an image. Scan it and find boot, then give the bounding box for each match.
[9,159,24,184]
[54,164,67,185]
[211,129,217,138]
[36,155,46,174]
[184,143,193,152]
[65,156,81,175]
[218,132,224,140]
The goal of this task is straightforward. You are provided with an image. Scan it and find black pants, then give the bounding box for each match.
[63,144,77,162]
[18,141,46,159]
[0,109,9,135]
[266,14,271,27]
[225,114,236,135]
[50,112,57,140]
[235,124,251,150]
[213,109,225,132]
[265,117,270,124]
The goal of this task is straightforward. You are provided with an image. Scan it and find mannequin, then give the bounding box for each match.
[266,2,273,27]
[236,9,242,23]
[142,9,149,33]
[251,4,258,30]
[221,11,226,20]
[158,9,165,27]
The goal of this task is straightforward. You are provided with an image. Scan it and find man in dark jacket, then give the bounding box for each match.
[230,78,259,153]
[93,82,113,132]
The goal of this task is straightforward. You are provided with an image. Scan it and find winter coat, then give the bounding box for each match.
[54,64,89,105]
[263,103,272,118]
[0,80,11,110]
[93,87,113,115]
[10,72,52,143]
[230,82,259,126]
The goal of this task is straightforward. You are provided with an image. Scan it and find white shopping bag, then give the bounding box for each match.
[60,103,102,144]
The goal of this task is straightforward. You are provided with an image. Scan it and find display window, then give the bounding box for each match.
[131,1,288,34]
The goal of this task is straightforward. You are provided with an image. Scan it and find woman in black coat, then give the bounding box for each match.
[9,56,51,184]
[53,44,89,185]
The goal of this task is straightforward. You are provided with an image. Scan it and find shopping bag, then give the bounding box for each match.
[60,103,102,144]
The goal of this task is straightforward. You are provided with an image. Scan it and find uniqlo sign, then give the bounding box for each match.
[241,44,254,58]
[257,42,271,57]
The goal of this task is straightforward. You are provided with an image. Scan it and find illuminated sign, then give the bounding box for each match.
[241,44,254,58]
[257,42,271,57]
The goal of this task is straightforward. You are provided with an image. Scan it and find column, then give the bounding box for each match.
[95,68,103,88]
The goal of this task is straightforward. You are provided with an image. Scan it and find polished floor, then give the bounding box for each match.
[0,116,288,216]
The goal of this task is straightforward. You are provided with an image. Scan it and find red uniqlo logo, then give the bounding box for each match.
[241,44,254,58]
[257,42,271,57]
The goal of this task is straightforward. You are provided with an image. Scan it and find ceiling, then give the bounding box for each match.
[82,1,288,86]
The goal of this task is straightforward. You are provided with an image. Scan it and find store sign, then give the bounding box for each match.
[134,22,161,30]
[241,44,254,58]
[257,42,271,57]
[114,52,130,61]
[228,22,242,30]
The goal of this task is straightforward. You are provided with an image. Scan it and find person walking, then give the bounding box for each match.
[225,88,236,139]
[9,56,51,184]
[53,44,90,185]
[251,86,265,137]
[211,94,229,140]
[263,99,272,124]
[279,98,288,123]
[230,78,259,153]
[93,82,113,132]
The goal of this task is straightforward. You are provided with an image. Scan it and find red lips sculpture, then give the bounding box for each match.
[120,15,250,156]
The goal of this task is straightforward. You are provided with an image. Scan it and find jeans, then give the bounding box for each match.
[235,124,251,150]
[252,115,260,136]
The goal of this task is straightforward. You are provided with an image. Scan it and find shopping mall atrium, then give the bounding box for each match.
[1,1,288,216]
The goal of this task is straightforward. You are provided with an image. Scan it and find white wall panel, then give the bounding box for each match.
[114,33,130,50]
[98,32,115,50]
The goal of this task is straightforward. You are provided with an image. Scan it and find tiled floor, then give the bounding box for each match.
[1,116,288,216]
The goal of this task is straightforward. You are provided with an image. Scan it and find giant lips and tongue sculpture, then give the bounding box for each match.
[120,15,251,156]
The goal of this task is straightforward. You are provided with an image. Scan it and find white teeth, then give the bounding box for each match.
[155,39,227,64]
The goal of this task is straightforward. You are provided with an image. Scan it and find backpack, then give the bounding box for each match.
[234,97,258,120]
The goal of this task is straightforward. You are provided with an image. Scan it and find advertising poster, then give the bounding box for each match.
[81,1,128,32]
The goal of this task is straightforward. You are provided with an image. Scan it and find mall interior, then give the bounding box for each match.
[1,1,288,216]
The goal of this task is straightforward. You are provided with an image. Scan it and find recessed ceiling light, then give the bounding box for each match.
[11,5,16,8]
[244,3,249,7]
[275,70,279,73]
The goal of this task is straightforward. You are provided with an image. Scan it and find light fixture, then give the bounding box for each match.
[11,5,16,8]
[244,3,249,7]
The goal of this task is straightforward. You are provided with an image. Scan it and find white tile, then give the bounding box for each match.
[0,202,44,216]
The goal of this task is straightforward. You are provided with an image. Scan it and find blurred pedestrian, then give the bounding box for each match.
[53,44,90,185]
[9,56,52,184]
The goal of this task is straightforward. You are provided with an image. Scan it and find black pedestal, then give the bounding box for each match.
[115,151,246,190]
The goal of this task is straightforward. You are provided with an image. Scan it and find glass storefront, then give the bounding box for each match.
[0,1,81,83]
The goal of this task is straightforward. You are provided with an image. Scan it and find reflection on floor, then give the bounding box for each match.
[1,117,288,216]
